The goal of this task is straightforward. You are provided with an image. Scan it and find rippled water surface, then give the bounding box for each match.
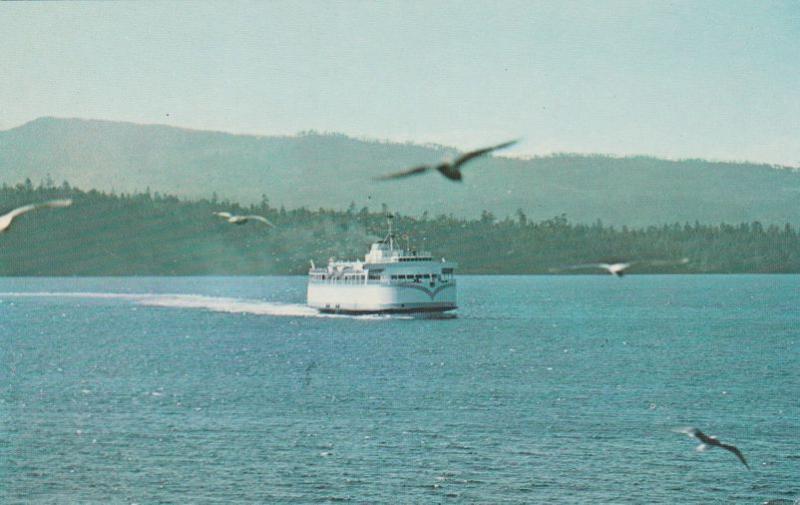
[2,275,799,504]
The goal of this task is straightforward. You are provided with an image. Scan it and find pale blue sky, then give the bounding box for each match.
[1,1,798,164]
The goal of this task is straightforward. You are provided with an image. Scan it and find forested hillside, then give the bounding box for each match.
[2,117,800,226]
[1,181,798,275]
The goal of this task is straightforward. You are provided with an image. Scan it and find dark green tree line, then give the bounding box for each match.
[1,181,798,275]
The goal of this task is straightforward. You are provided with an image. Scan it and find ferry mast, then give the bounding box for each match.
[385,213,395,250]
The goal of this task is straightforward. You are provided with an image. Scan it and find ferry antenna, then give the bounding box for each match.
[386,213,395,250]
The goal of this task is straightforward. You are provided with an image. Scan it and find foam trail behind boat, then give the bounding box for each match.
[0,292,335,318]
[137,294,321,317]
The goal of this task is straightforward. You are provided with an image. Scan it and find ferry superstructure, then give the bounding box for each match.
[307,218,457,314]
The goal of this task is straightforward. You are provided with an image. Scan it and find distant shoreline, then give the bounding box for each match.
[3,183,799,276]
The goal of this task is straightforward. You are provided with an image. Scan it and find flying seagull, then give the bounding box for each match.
[557,258,689,277]
[375,140,518,181]
[570,262,633,277]
[0,199,73,233]
[214,211,275,227]
[675,427,750,469]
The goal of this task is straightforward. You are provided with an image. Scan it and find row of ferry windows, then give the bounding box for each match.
[390,274,437,280]
[398,257,432,262]
[312,273,450,281]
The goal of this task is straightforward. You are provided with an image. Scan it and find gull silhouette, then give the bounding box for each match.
[375,140,518,182]
[569,261,633,277]
[557,258,689,277]
[675,427,749,469]
[0,199,73,233]
[214,211,274,227]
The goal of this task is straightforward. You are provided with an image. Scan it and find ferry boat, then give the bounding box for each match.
[307,216,457,314]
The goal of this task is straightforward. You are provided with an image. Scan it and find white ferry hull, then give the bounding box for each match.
[307,282,457,314]
[307,215,458,314]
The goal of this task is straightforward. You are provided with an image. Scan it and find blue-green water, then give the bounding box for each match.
[2,275,798,504]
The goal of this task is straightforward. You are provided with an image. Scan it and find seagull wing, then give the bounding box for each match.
[686,428,716,445]
[374,165,432,181]
[41,199,73,209]
[451,139,519,169]
[0,205,36,232]
[719,442,749,469]
[242,215,275,227]
[608,262,632,274]
[4,204,39,220]
[674,426,702,438]
[0,200,73,232]
[563,263,614,272]
[214,211,233,219]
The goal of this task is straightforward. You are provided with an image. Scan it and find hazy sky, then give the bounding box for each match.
[2,1,798,165]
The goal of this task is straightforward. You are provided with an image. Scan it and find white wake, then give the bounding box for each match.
[0,292,350,318]
[137,294,323,317]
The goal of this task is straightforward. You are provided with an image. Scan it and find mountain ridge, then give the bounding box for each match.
[2,117,799,226]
